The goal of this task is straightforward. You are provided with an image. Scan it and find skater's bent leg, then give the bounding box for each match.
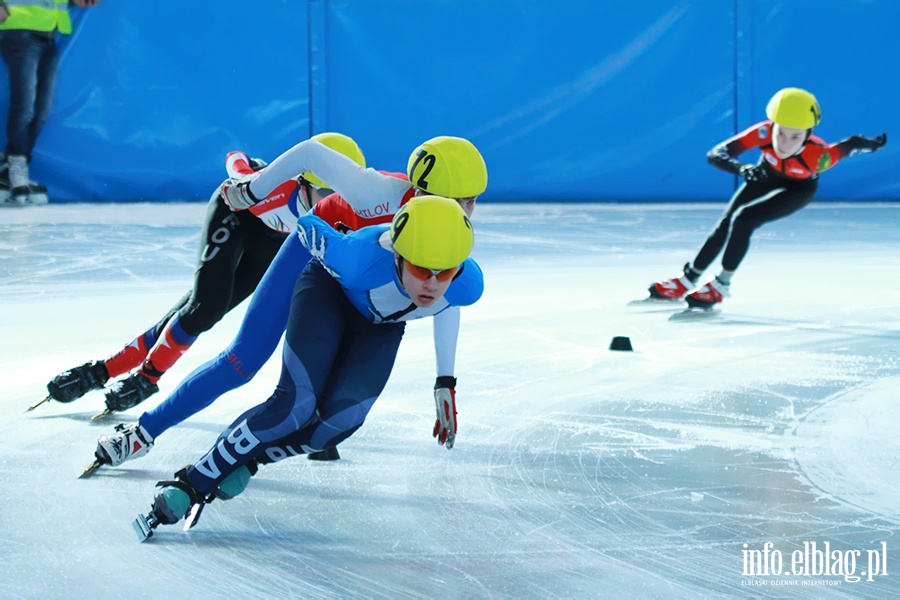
[256,318,405,462]
[136,197,248,383]
[307,319,405,450]
[183,263,350,495]
[103,292,191,378]
[692,183,762,272]
[721,184,815,271]
[138,235,312,439]
[225,228,288,312]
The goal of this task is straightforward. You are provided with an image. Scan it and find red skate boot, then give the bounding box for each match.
[685,277,730,310]
[648,263,697,300]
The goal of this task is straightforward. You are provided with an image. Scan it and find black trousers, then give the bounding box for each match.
[693,176,818,273]
[148,194,288,339]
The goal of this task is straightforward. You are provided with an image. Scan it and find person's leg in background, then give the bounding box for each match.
[1,30,55,204]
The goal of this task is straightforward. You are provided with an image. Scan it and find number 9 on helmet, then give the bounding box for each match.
[391,195,474,270]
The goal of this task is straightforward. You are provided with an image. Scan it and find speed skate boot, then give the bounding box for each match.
[96,422,155,467]
[152,468,208,525]
[104,372,159,412]
[137,463,256,537]
[47,361,110,403]
[133,467,209,540]
[648,263,698,300]
[308,447,341,461]
[685,277,730,310]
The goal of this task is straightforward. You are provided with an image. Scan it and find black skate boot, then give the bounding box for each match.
[104,372,160,412]
[308,447,341,461]
[47,361,109,403]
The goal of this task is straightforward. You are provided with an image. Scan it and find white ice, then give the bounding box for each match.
[0,202,898,598]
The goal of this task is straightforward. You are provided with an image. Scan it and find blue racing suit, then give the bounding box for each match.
[182,215,484,495]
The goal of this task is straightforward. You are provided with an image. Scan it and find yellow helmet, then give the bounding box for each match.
[407,136,487,198]
[765,88,821,129]
[390,195,474,270]
[305,132,366,188]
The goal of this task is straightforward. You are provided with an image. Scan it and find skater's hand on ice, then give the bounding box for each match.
[845,133,887,155]
[433,377,458,449]
[220,177,259,211]
[738,163,768,183]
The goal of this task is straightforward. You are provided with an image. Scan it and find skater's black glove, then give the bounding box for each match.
[843,133,887,156]
[433,376,458,449]
[738,163,768,183]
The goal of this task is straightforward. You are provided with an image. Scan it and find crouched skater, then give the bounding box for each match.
[133,195,483,538]
[648,87,887,310]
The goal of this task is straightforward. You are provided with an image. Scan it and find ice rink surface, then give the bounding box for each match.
[0,202,898,598]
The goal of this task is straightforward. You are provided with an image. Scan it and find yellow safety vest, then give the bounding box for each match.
[0,0,72,35]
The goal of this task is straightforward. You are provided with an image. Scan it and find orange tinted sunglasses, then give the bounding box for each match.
[403,260,459,282]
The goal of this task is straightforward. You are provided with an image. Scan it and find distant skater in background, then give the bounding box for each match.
[0,0,100,206]
[648,87,887,310]
[37,133,365,417]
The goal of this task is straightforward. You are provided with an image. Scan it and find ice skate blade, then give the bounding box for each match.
[669,308,719,321]
[26,395,51,412]
[79,459,103,479]
[91,408,112,422]
[627,297,684,306]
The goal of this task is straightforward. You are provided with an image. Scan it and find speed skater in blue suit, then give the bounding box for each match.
[132,196,484,536]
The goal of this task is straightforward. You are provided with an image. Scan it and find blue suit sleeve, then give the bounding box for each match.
[443,258,484,307]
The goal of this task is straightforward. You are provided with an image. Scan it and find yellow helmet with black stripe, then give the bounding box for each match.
[766,88,821,129]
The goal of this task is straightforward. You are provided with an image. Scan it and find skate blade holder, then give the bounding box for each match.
[132,503,204,541]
